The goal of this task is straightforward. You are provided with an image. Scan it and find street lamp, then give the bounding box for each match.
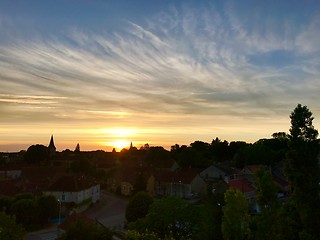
[56,199,62,238]
[58,199,61,225]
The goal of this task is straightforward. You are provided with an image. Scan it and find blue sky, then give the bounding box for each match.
[1,0,320,151]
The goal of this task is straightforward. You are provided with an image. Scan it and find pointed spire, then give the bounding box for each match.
[48,135,56,151]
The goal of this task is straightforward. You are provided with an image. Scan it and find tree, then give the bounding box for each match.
[244,141,276,166]
[0,196,14,214]
[211,138,229,162]
[178,147,198,167]
[24,144,49,163]
[36,195,59,225]
[275,199,302,240]
[272,132,289,140]
[129,197,200,240]
[125,230,175,240]
[133,172,146,195]
[255,169,278,213]
[229,141,247,168]
[0,211,24,240]
[286,104,320,239]
[196,193,224,240]
[58,216,113,240]
[254,169,280,240]
[222,189,250,240]
[11,199,38,230]
[125,192,153,223]
[289,104,318,142]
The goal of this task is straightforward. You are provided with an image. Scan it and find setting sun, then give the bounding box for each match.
[112,140,130,151]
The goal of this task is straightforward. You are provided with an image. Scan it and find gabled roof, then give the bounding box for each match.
[200,165,225,180]
[174,168,202,184]
[229,178,255,193]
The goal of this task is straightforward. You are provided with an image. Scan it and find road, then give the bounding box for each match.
[24,192,128,240]
[84,192,128,230]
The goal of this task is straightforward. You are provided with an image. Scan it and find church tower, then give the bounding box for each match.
[48,135,56,157]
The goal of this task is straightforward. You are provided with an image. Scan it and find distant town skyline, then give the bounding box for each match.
[1,0,320,152]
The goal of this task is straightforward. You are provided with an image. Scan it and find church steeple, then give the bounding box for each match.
[48,135,56,153]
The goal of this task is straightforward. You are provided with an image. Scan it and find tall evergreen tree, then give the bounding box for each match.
[289,104,318,142]
[286,104,320,239]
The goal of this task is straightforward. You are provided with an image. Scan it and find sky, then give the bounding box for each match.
[1,0,320,152]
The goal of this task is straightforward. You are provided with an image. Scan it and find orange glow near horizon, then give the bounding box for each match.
[111,140,130,151]
[101,128,138,137]
[101,128,137,151]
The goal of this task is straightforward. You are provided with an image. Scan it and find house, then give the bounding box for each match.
[121,170,135,196]
[228,177,257,212]
[200,165,226,183]
[271,167,291,198]
[240,164,264,184]
[151,168,206,198]
[44,175,100,204]
[151,169,174,197]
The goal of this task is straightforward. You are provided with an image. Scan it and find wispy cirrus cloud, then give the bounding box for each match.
[0,2,319,150]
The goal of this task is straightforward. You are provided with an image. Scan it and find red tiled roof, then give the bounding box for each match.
[229,178,255,193]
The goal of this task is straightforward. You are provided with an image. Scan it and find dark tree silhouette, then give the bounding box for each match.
[285,104,320,239]
[125,191,153,223]
[289,104,318,142]
[24,144,49,163]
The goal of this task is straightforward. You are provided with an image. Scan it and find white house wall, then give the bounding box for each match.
[44,184,100,204]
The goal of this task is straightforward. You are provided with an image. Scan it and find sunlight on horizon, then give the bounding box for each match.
[110,140,130,151]
[100,128,137,151]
